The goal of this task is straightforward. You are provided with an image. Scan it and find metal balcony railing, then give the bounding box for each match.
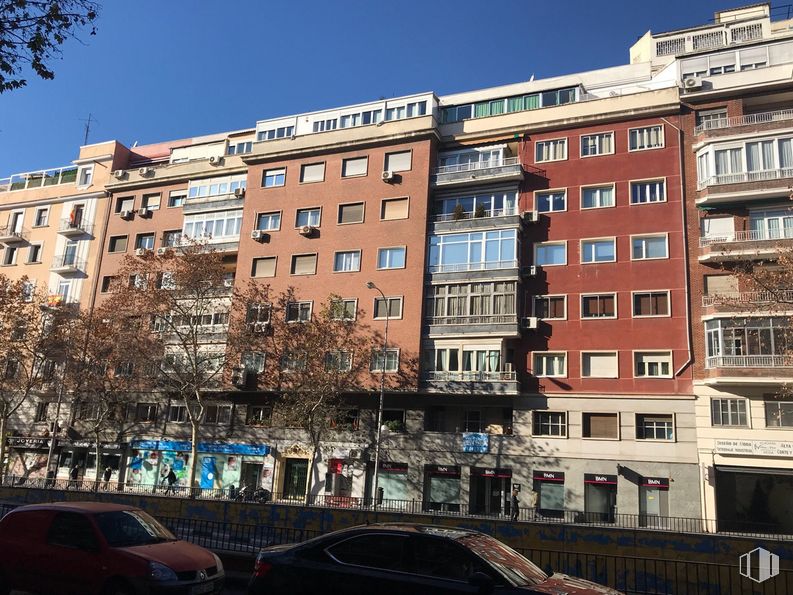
[699,229,793,247]
[428,259,519,274]
[50,254,86,271]
[706,355,793,369]
[423,370,517,382]
[694,108,793,134]
[702,290,793,307]
[58,218,94,235]
[434,157,521,176]
[0,166,78,193]
[426,314,518,325]
[697,167,793,189]
[433,207,520,222]
[0,225,28,242]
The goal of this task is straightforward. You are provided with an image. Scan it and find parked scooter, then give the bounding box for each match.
[235,484,270,503]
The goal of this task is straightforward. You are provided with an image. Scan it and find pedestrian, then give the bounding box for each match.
[510,488,520,521]
[526,487,539,520]
[164,467,178,496]
[102,466,113,489]
[69,465,80,490]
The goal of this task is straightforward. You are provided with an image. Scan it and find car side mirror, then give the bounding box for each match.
[468,571,495,594]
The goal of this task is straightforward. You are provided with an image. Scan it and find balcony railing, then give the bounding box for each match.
[426,314,518,326]
[50,254,85,272]
[428,259,519,274]
[435,157,521,176]
[702,290,793,307]
[0,226,28,242]
[58,218,93,236]
[423,370,517,382]
[433,207,519,222]
[0,166,78,193]
[706,355,793,369]
[699,229,793,247]
[694,108,793,135]
[697,167,793,190]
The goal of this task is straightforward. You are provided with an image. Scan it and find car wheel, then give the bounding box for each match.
[102,579,134,595]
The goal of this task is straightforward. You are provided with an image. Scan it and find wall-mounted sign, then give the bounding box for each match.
[6,437,50,449]
[131,440,270,456]
[533,470,565,482]
[462,432,489,453]
[471,467,512,478]
[426,464,461,477]
[379,461,409,473]
[59,440,122,450]
[641,477,670,489]
[584,473,618,485]
[715,439,793,458]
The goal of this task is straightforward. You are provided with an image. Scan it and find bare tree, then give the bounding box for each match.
[0,275,74,482]
[0,0,99,92]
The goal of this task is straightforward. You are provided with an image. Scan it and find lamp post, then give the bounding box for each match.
[366,281,388,510]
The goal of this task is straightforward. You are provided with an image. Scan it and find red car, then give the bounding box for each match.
[0,502,224,595]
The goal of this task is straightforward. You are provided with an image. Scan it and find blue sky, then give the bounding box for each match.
[0,0,750,175]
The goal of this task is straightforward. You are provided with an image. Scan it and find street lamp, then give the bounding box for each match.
[366,281,388,510]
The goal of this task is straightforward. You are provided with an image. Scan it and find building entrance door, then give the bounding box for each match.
[283,459,308,500]
[584,476,617,523]
[469,468,511,515]
[241,463,262,489]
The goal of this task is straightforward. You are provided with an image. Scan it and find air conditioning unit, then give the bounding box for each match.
[522,316,539,329]
[156,247,169,255]
[234,187,245,198]
[381,170,395,182]
[299,225,316,237]
[138,167,153,176]
[209,156,222,165]
[138,207,151,218]
[521,265,537,277]
[251,321,270,334]
[250,230,268,241]
[119,210,133,220]
[524,210,540,223]
[134,248,147,256]
[113,170,126,179]
[683,77,703,91]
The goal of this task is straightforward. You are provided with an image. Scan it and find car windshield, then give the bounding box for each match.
[94,510,177,547]
[456,533,547,586]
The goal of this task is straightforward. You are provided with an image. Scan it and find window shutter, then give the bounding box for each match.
[584,413,618,438]
[252,257,276,278]
[381,197,409,220]
[583,353,618,377]
[385,151,412,172]
[300,163,325,183]
[342,157,368,177]
[292,254,317,275]
[704,275,738,295]
[339,203,364,224]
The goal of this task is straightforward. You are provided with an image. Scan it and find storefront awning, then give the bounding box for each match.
[131,440,270,456]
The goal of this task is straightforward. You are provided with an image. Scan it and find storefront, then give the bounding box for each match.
[640,476,669,527]
[5,436,52,481]
[424,464,461,513]
[127,440,270,491]
[58,440,124,483]
[469,467,511,516]
[715,466,793,534]
[533,470,565,518]
[584,473,617,522]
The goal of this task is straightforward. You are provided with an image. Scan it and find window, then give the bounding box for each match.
[100,276,115,293]
[534,242,566,266]
[115,197,134,213]
[168,191,186,208]
[765,399,793,427]
[535,138,567,162]
[581,132,614,157]
[135,233,155,251]
[381,197,409,220]
[629,126,664,151]
[27,243,42,263]
[374,296,402,319]
[711,398,747,426]
[162,230,181,247]
[286,301,312,322]
[256,125,294,141]
[636,414,674,440]
[377,247,405,269]
[338,202,364,224]
[35,402,50,422]
[582,352,619,378]
[34,208,48,227]
[463,409,483,432]
[535,190,566,213]
[635,351,672,378]
[135,403,157,422]
[312,118,338,132]
[77,165,94,187]
[281,351,307,371]
[256,212,281,231]
[242,351,265,373]
[168,405,187,423]
[247,405,272,426]
[581,185,615,209]
[4,246,19,265]
[205,405,232,425]
[384,151,412,172]
[631,180,666,204]
[429,229,517,272]
[371,348,399,372]
[325,351,353,371]
[263,168,286,188]
[290,254,317,275]
[533,295,566,319]
[252,257,277,278]
[583,413,619,438]
[296,208,320,227]
[333,250,361,272]
[533,411,567,436]
[533,353,566,377]
[142,194,160,210]
[300,162,325,183]
[21,281,34,302]
[696,109,727,130]
[227,140,253,155]
[633,291,670,317]
[632,235,668,260]
[330,298,357,320]
[342,157,368,177]
[581,238,616,263]
[581,294,617,319]
[181,210,243,242]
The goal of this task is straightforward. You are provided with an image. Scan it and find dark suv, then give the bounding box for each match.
[0,502,224,595]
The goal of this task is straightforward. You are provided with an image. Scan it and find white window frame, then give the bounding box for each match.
[628,125,665,152]
[373,296,403,320]
[635,413,675,441]
[580,237,617,264]
[263,168,286,188]
[580,132,615,158]
[534,188,567,213]
[33,207,49,227]
[295,207,321,228]
[531,411,568,437]
[142,193,161,211]
[631,290,672,318]
[256,211,282,232]
[2,246,18,266]
[633,351,673,379]
[333,250,362,273]
[76,164,94,188]
[581,184,616,210]
[630,178,667,205]
[534,241,567,267]
[27,242,43,264]
[535,138,568,163]
[168,191,186,208]
[711,398,749,427]
[533,351,567,378]
[377,246,406,270]
[532,294,567,320]
[631,233,669,261]
[580,351,620,379]
[370,348,400,373]
[330,297,358,321]
[286,300,313,323]
[581,293,618,320]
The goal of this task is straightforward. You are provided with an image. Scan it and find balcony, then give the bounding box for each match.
[50,254,85,274]
[0,166,77,193]
[0,226,28,244]
[432,158,532,187]
[697,168,793,192]
[183,191,245,215]
[694,108,793,136]
[702,291,793,315]
[432,207,522,234]
[706,355,793,369]
[421,370,519,395]
[704,354,793,386]
[58,219,94,237]
[427,259,520,283]
[699,230,793,262]
[425,314,520,339]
